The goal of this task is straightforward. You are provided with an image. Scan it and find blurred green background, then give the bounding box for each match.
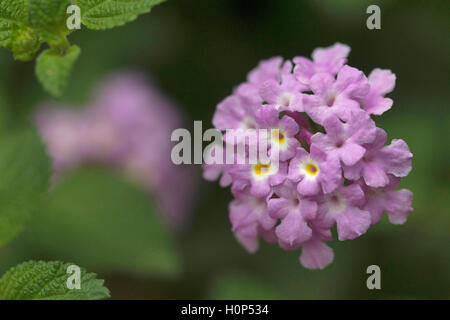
[0,0,449,299]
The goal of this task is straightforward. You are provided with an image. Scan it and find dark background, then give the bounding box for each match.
[0,0,448,299]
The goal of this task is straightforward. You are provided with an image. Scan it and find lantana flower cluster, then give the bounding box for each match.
[203,43,413,269]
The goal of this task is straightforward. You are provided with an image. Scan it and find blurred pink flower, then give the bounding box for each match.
[35,72,198,229]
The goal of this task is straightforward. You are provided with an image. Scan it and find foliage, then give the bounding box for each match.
[0,0,166,96]
[10,168,181,277]
[0,260,110,300]
[0,129,50,248]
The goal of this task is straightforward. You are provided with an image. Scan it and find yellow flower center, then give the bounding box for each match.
[305,163,319,176]
[271,129,286,145]
[253,163,271,176]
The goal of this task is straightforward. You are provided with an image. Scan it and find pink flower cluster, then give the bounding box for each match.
[203,43,413,269]
[36,72,197,229]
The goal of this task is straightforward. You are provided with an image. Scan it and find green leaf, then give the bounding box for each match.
[0,0,41,61]
[1,0,165,94]
[0,0,28,46]
[0,260,110,300]
[16,168,181,277]
[8,25,41,61]
[78,0,166,30]
[0,129,50,247]
[27,0,72,48]
[35,45,81,97]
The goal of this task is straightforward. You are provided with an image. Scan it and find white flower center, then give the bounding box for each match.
[240,117,257,129]
[326,192,347,214]
[277,92,294,108]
